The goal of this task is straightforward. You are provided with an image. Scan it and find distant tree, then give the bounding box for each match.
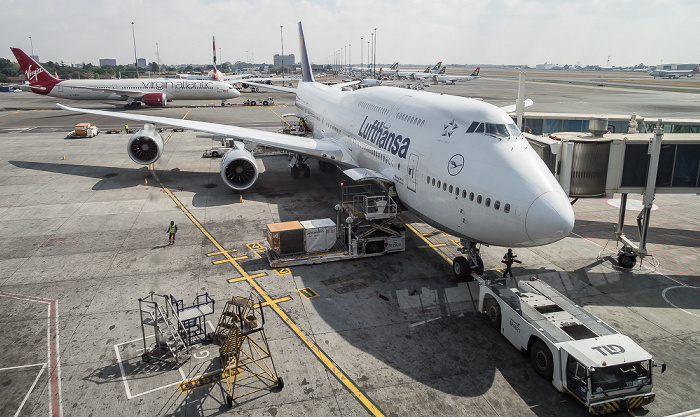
[184,65,194,72]
[0,58,20,77]
[149,62,159,73]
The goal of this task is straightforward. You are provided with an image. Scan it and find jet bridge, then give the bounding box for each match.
[525,117,700,269]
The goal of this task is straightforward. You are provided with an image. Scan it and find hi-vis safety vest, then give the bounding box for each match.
[388,186,397,197]
[169,224,177,233]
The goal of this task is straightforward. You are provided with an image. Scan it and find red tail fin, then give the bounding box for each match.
[10,47,60,86]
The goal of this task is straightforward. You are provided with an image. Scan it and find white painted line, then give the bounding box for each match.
[663,408,700,417]
[409,316,442,328]
[0,363,46,372]
[14,363,46,417]
[662,286,700,318]
[113,344,133,400]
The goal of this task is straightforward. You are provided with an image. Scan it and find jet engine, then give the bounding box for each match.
[219,142,258,190]
[143,93,168,107]
[127,124,163,165]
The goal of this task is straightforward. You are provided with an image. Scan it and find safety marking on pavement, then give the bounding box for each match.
[206,249,237,257]
[151,167,385,417]
[247,242,265,251]
[299,288,319,299]
[39,236,81,247]
[252,296,292,308]
[333,282,368,295]
[275,268,291,275]
[406,223,452,264]
[227,273,267,283]
[213,255,248,265]
[159,187,187,193]
[451,239,461,246]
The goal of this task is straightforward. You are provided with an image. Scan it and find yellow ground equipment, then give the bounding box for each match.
[214,293,283,407]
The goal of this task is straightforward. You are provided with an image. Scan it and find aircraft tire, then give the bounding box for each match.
[291,165,300,179]
[530,339,554,381]
[301,164,310,178]
[452,256,471,280]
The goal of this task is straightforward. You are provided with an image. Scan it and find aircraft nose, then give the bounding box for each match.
[525,191,575,245]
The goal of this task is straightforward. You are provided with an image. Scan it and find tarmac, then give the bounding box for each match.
[0,74,699,417]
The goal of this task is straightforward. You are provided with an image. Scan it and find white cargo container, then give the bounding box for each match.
[300,218,337,254]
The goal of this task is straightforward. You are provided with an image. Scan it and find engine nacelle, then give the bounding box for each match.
[127,124,164,165]
[219,142,258,190]
[143,92,168,107]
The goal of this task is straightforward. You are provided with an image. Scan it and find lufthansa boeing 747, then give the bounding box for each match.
[57,22,574,277]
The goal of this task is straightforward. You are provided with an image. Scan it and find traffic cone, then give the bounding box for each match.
[145,178,148,186]
[62,155,65,160]
[239,195,243,203]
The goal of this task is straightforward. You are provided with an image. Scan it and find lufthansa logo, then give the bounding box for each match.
[447,154,464,176]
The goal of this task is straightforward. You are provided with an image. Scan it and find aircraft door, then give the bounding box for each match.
[407,153,419,192]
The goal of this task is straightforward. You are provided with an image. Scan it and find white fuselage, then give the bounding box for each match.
[42,78,239,101]
[295,83,574,247]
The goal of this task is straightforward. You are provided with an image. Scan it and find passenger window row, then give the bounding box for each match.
[396,112,425,127]
[426,175,511,213]
[358,101,389,116]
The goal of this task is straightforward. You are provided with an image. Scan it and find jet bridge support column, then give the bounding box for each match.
[614,120,663,268]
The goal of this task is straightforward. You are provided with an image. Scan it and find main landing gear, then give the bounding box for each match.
[289,154,310,179]
[452,239,484,280]
[124,101,142,109]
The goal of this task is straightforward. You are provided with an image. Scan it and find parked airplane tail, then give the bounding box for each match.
[10,47,60,86]
[298,22,315,83]
[437,67,446,75]
[391,62,399,70]
[431,61,442,72]
[471,67,480,76]
[691,65,700,73]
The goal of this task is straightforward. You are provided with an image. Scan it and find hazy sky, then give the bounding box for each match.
[2,0,698,68]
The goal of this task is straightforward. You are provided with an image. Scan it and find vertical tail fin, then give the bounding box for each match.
[298,22,315,83]
[391,62,398,70]
[437,67,446,74]
[10,47,60,85]
[471,67,480,76]
[431,61,442,72]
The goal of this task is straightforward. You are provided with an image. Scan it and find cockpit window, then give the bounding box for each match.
[507,123,522,136]
[485,123,510,137]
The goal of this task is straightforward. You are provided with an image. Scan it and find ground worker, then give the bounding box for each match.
[125,124,129,133]
[502,248,521,277]
[167,221,178,245]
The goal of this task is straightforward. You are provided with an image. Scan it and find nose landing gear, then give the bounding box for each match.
[453,239,484,280]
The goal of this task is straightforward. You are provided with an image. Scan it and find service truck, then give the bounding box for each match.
[475,274,664,414]
[265,183,405,267]
[67,122,99,138]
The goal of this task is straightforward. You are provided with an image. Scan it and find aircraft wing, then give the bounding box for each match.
[56,103,347,162]
[333,80,362,89]
[244,82,297,93]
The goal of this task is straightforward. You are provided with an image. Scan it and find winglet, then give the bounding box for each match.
[298,22,315,83]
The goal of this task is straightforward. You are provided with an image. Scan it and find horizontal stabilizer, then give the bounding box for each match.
[343,168,392,183]
[501,98,533,113]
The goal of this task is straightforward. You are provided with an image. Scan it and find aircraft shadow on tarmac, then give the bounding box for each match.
[8,159,344,211]
[574,219,700,249]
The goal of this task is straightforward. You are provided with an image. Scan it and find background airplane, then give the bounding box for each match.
[11,47,240,108]
[649,65,699,79]
[431,67,481,84]
[57,22,573,278]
